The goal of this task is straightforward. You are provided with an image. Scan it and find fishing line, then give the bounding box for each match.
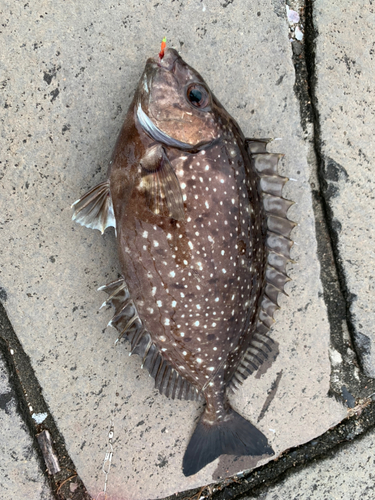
[96,333,123,500]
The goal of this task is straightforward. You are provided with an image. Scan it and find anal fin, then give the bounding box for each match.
[72,180,116,234]
[99,277,201,402]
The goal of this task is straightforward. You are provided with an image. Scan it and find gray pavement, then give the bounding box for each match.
[313,0,375,378]
[243,426,375,500]
[0,353,53,500]
[0,1,374,499]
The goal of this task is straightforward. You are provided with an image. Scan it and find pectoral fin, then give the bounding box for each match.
[71,180,116,233]
[140,145,185,221]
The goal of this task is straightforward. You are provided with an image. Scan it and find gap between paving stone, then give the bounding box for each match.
[0,302,91,500]
[305,0,375,397]
[160,399,375,500]
[1,1,374,498]
[303,0,375,398]
[2,295,375,500]
[1,1,346,497]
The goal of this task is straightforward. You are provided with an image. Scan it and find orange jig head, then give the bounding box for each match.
[159,37,167,60]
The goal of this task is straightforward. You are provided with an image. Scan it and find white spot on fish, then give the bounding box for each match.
[142,231,148,238]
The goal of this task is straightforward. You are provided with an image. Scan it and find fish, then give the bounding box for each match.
[72,45,295,477]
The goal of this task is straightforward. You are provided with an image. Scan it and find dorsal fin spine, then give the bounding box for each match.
[229,140,295,391]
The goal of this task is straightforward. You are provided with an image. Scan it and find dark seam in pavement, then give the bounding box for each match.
[303,0,375,399]
[0,302,92,500]
[160,398,375,500]
[290,0,362,399]
[2,3,374,500]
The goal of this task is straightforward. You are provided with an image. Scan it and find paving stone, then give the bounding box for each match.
[242,425,375,500]
[0,1,345,499]
[313,0,375,377]
[0,353,53,500]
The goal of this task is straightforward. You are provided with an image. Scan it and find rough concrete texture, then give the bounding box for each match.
[242,425,375,500]
[0,1,346,499]
[0,354,53,500]
[313,0,375,377]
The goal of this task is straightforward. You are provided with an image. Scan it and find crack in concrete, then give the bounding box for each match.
[294,0,375,399]
[2,2,374,498]
[0,302,92,500]
[161,397,375,500]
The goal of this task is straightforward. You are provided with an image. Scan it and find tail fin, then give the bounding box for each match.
[182,405,274,477]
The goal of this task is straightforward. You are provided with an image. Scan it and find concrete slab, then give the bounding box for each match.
[0,353,54,500]
[243,424,375,500]
[312,0,375,377]
[0,1,345,499]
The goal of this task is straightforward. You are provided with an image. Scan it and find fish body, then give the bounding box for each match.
[72,48,294,476]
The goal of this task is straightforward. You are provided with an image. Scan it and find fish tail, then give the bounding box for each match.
[182,404,274,477]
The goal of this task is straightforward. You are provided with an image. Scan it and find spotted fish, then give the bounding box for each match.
[72,47,295,476]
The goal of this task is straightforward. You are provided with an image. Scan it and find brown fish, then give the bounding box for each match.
[72,46,294,476]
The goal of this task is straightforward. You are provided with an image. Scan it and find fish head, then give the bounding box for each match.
[136,47,227,149]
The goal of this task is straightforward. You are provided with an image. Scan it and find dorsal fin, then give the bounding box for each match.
[99,278,202,401]
[229,139,295,390]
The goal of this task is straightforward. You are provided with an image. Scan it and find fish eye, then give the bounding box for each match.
[186,84,210,109]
